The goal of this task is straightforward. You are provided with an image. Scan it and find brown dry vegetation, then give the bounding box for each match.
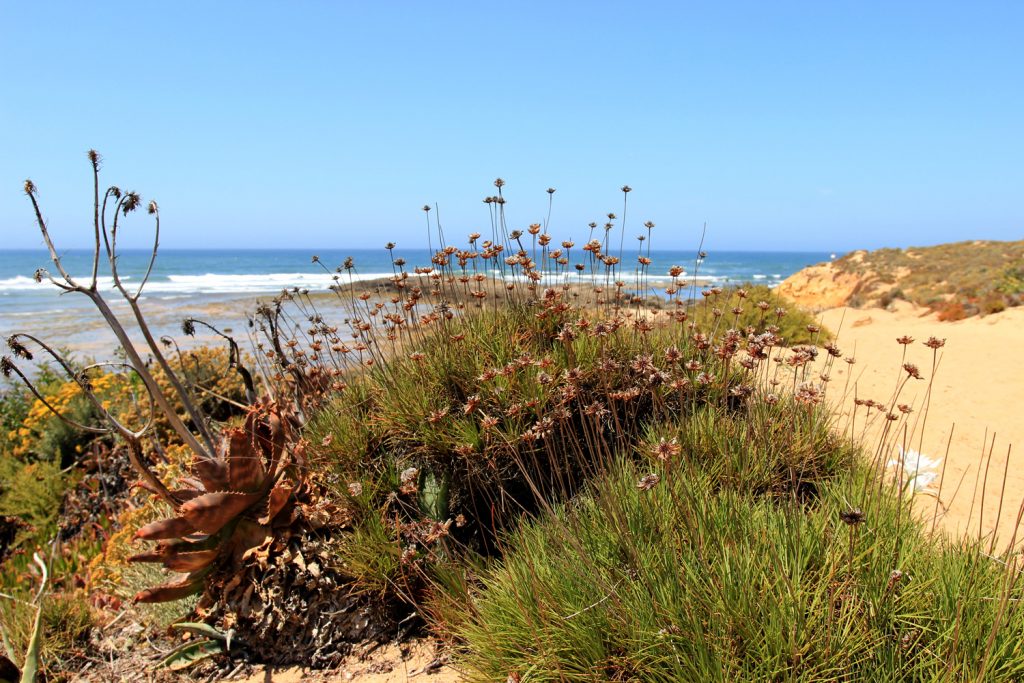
[777,239,1024,318]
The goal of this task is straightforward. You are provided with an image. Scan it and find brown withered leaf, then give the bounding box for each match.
[133,574,206,603]
[168,488,204,504]
[180,491,262,534]
[225,427,265,493]
[192,456,228,492]
[129,536,220,564]
[259,480,294,525]
[162,549,220,573]
[227,519,272,565]
[134,516,196,541]
[126,548,165,564]
[241,537,274,567]
[260,408,287,458]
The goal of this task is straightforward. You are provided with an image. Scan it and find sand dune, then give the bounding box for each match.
[814,301,1024,550]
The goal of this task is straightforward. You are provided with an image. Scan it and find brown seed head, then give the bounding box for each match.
[121,191,142,215]
[840,508,865,525]
[903,363,922,379]
[6,336,32,360]
[651,437,681,461]
[637,473,659,491]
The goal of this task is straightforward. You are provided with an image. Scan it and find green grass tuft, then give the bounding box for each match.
[435,454,1024,681]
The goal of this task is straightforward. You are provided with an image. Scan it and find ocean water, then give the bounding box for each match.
[0,248,829,312]
[0,248,830,361]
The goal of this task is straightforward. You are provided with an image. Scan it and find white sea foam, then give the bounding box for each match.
[0,272,399,295]
[153,272,354,293]
[0,275,126,291]
[1,268,748,296]
[0,275,50,291]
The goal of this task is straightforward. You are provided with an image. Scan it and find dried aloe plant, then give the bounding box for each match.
[2,153,303,600]
[127,400,301,603]
[0,153,387,658]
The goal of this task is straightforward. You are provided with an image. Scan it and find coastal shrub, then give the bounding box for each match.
[0,460,69,550]
[307,294,833,564]
[4,368,131,467]
[936,301,968,322]
[688,284,829,345]
[12,386,99,467]
[981,292,1008,315]
[829,239,1024,317]
[433,456,1024,682]
[0,383,30,456]
[877,287,906,309]
[997,266,1024,296]
[10,154,1022,680]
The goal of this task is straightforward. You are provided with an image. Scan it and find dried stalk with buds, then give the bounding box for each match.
[2,151,309,607]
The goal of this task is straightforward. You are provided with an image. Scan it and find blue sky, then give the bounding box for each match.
[1,1,1021,252]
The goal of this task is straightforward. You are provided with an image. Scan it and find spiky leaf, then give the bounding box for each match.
[128,534,222,565]
[162,549,220,572]
[157,638,223,671]
[180,491,261,535]
[419,470,450,521]
[134,516,196,541]
[192,457,228,492]
[169,622,231,642]
[259,480,294,525]
[18,601,42,683]
[225,427,266,493]
[133,575,205,604]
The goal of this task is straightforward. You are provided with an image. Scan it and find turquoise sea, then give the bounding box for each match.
[0,248,832,362]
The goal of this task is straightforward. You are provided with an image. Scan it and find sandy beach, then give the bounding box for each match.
[815,301,1024,550]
